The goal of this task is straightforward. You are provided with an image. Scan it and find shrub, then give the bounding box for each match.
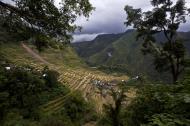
[124,83,190,126]
[40,115,73,126]
[60,91,97,125]
[42,66,59,88]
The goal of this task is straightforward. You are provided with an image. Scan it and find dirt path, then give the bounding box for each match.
[21,43,50,65]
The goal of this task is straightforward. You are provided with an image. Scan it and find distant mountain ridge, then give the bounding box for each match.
[72,30,190,82]
[73,32,125,58]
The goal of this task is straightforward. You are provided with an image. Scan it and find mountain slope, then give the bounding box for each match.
[0,42,129,113]
[73,30,190,82]
[73,32,125,59]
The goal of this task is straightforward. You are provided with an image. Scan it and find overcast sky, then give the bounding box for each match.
[70,0,190,42]
[72,0,152,42]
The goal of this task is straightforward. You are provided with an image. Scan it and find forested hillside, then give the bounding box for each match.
[73,30,190,82]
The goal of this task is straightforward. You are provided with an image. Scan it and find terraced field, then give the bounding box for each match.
[42,64,128,113]
[0,43,129,113]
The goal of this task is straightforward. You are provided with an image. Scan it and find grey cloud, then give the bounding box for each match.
[72,33,102,43]
[75,0,152,34]
[72,0,190,42]
[75,0,190,34]
[3,0,15,4]
[179,21,190,32]
[5,0,190,35]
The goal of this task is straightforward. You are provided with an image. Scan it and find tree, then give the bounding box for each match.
[102,89,126,126]
[6,66,45,106]
[42,66,59,88]
[124,82,190,126]
[0,0,94,44]
[61,91,95,125]
[125,0,190,83]
[0,66,9,122]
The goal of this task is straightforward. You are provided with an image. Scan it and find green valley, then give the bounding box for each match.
[73,30,190,83]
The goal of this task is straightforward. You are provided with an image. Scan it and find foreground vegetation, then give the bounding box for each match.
[0,0,190,125]
[0,58,97,126]
[98,77,190,126]
[1,52,190,126]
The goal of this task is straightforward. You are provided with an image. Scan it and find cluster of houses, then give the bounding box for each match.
[91,79,118,97]
[92,79,117,90]
[91,75,141,96]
